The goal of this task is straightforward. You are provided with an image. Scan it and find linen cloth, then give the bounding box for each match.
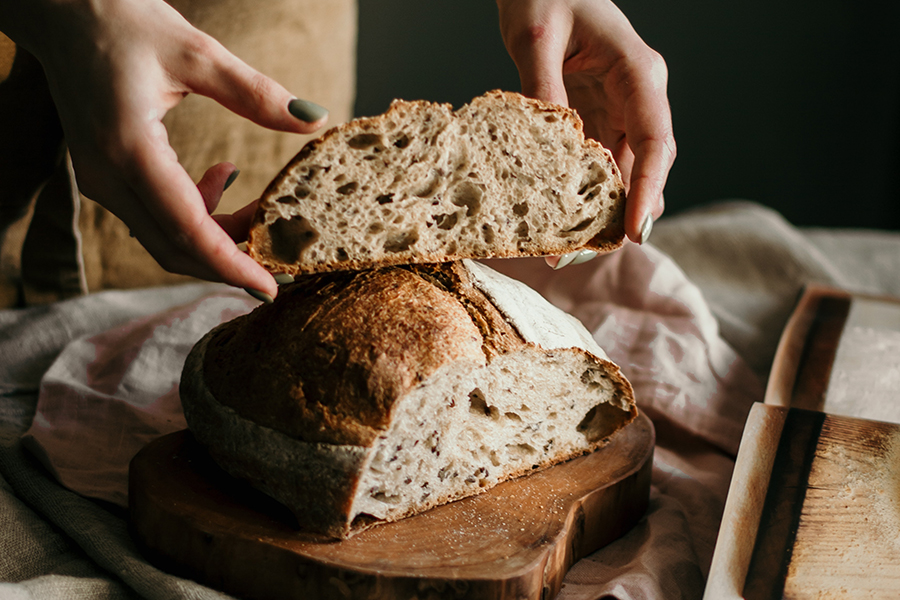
[1,202,898,600]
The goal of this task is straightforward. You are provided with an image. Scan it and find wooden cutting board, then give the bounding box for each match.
[129,412,654,600]
[705,285,900,599]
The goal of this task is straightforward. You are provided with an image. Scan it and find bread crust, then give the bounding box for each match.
[181,261,636,538]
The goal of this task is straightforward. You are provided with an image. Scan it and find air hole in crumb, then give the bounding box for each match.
[482,224,495,244]
[509,443,537,456]
[336,181,358,195]
[515,221,530,239]
[268,216,319,263]
[580,369,608,388]
[609,190,619,199]
[348,133,382,149]
[504,412,522,422]
[335,247,349,261]
[451,181,483,217]
[368,222,384,234]
[434,212,458,230]
[468,388,499,419]
[384,230,419,252]
[577,402,628,443]
[393,134,411,149]
[544,114,558,123]
[371,491,401,504]
[292,185,311,199]
[565,218,594,233]
[512,202,529,216]
[376,194,394,205]
[276,195,299,206]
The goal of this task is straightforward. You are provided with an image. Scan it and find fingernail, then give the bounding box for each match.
[273,273,295,285]
[288,98,328,123]
[553,252,578,270]
[639,213,654,245]
[236,241,249,253]
[569,250,598,266]
[224,169,240,191]
[244,288,273,304]
[553,249,598,270]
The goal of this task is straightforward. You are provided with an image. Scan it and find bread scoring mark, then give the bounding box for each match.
[402,263,525,362]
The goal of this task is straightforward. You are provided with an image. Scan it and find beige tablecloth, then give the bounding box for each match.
[2,201,899,600]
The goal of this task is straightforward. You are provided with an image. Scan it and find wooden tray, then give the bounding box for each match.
[705,285,900,599]
[129,412,654,600]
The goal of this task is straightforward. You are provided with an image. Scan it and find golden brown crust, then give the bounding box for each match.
[201,264,525,446]
[184,260,637,539]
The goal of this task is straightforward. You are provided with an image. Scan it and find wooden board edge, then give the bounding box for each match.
[129,414,654,600]
[703,403,787,600]
[764,284,851,410]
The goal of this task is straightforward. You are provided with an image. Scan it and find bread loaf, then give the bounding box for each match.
[180,260,636,538]
[247,90,627,275]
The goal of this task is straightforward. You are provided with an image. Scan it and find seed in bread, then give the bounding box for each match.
[247,90,627,275]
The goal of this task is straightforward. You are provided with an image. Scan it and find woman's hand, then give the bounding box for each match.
[497,0,675,246]
[1,0,329,299]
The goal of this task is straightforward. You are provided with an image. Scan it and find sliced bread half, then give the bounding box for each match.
[247,90,626,275]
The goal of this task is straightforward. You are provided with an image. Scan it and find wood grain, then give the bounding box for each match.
[129,412,654,600]
[706,285,900,599]
[765,284,851,412]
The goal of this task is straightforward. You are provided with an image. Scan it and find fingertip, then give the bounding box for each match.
[236,253,279,300]
[638,213,654,245]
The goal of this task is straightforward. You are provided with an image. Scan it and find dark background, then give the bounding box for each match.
[355,0,900,230]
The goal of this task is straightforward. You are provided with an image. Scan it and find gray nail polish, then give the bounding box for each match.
[273,273,295,285]
[224,169,240,191]
[288,98,328,123]
[244,288,274,304]
[639,214,654,245]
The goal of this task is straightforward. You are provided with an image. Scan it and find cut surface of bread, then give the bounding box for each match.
[247,90,627,275]
[180,260,636,538]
